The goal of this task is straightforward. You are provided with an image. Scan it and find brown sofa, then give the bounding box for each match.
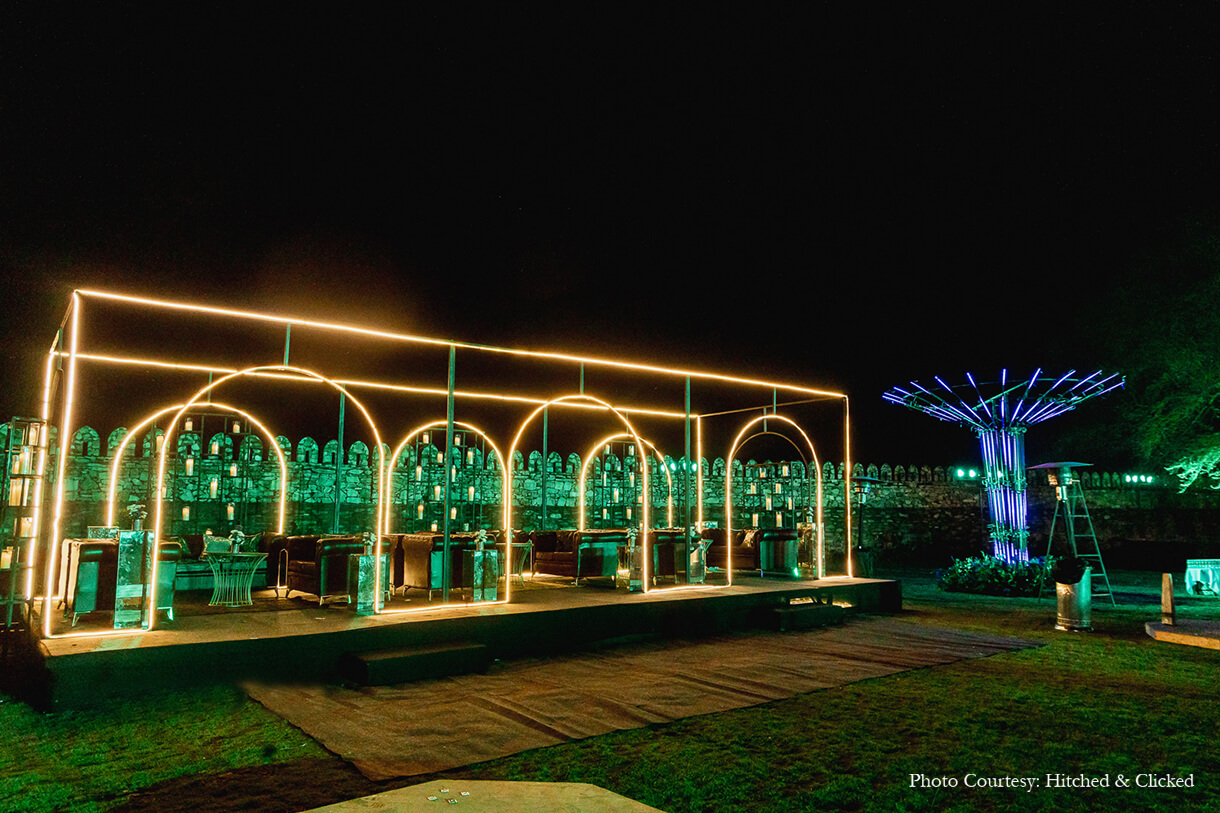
[532,529,625,585]
[702,528,760,571]
[648,529,689,582]
[60,538,181,626]
[283,535,367,605]
[392,531,523,598]
[755,528,800,576]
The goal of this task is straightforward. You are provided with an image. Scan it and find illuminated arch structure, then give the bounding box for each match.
[578,433,675,531]
[884,369,1123,563]
[103,401,289,532]
[388,420,508,535]
[726,415,826,578]
[33,289,853,639]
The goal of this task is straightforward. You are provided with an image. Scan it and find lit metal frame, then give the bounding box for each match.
[883,369,1124,563]
[33,288,851,637]
[74,289,846,400]
[103,402,289,533]
[146,366,387,630]
[24,346,57,601]
[724,415,827,583]
[41,295,82,638]
[577,433,675,531]
[506,394,652,590]
[384,419,511,610]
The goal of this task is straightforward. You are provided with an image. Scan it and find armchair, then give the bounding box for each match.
[61,538,181,626]
[283,535,366,606]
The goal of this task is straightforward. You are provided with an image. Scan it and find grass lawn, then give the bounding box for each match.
[2,569,1218,812]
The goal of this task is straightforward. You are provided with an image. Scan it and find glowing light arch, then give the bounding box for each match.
[506,394,652,589]
[381,419,511,608]
[725,414,826,582]
[577,432,674,531]
[386,420,509,535]
[104,402,289,532]
[148,365,387,631]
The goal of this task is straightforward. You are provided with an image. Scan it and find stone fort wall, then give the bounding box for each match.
[32,424,1220,569]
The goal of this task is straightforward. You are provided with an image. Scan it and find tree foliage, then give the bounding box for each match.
[1102,221,1220,490]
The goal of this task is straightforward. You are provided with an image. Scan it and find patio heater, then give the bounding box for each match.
[883,369,1123,563]
[853,476,880,578]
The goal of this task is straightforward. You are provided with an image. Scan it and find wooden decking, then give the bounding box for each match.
[31,574,901,710]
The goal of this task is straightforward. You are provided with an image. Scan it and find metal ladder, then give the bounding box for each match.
[1,417,49,630]
[1039,470,1115,605]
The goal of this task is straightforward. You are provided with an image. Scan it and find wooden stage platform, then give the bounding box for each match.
[27,575,901,710]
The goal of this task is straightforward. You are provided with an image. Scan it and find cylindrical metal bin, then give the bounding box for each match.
[1055,566,1092,631]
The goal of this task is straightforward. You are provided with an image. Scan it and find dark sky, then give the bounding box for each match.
[1,5,1217,466]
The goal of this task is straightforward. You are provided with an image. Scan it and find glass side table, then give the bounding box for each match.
[205,552,267,607]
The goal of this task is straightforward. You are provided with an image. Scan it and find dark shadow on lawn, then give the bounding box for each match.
[108,755,425,813]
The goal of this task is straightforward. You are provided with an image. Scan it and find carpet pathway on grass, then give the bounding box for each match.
[243,616,1041,780]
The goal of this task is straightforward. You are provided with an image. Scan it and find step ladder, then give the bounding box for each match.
[1037,463,1115,605]
[1,418,49,630]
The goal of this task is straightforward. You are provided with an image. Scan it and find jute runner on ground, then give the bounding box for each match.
[244,617,1040,780]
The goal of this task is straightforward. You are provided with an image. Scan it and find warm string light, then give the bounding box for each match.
[724,415,824,583]
[59,351,700,420]
[41,287,850,639]
[75,288,848,400]
[506,394,650,590]
[43,294,81,638]
[576,433,674,531]
[384,420,510,597]
[103,401,288,534]
[147,366,385,632]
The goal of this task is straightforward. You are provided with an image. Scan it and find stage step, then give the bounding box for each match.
[340,641,490,686]
[757,599,846,632]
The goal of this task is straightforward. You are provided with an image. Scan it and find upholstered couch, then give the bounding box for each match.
[701,528,799,575]
[396,532,476,598]
[702,528,760,571]
[391,531,526,598]
[172,533,267,591]
[60,538,181,626]
[754,528,800,576]
[647,529,691,582]
[282,535,367,606]
[532,529,625,584]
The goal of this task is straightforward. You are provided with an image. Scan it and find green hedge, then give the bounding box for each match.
[936,555,1044,597]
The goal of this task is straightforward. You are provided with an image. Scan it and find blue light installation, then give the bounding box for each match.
[883,369,1123,563]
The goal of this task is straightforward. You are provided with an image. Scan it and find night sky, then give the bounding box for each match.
[1,6,1217,466]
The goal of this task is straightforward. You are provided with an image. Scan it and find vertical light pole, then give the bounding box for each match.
[853,476,879,578]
